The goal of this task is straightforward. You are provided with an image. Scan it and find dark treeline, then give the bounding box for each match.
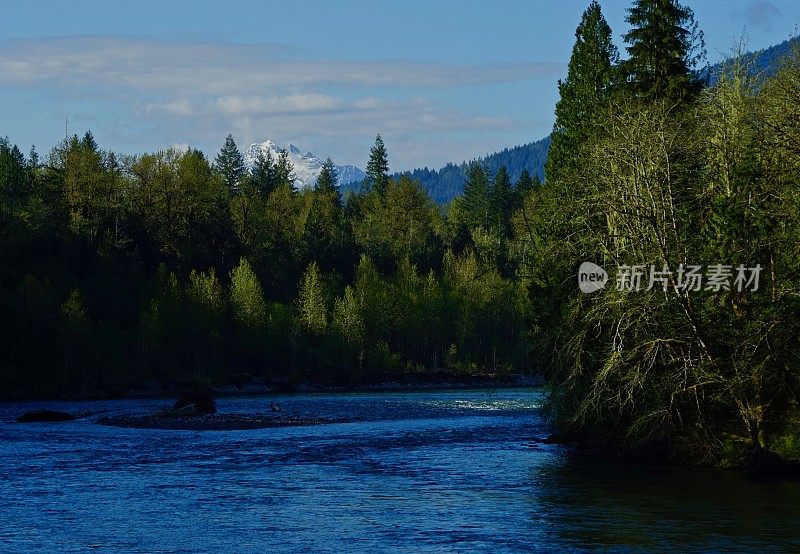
[0,125,534,397]
[376,137,551,205]
[339,139,549,205]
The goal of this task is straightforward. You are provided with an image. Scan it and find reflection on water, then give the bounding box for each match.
[0,389,798,552]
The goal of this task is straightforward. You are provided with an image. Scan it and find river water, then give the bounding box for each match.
[1,388,799,552]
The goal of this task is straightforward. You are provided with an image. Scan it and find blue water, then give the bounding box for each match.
[1,388,799,552]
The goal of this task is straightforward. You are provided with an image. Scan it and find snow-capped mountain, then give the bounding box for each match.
[243,139,365,189]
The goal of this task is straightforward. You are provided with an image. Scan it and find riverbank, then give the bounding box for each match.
[216,372,543,395]
[1,372,545,402]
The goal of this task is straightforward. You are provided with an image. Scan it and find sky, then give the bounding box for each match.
[1,1,799,171]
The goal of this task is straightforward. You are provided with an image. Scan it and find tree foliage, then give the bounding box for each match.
[545,0,618,184]
[535,20,800,465]
[365,134,389,194]
[622,0,706,101]
[0,124,531,396]
[215,134,245,194]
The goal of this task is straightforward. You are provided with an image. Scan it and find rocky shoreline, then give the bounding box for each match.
[11,377,544,432]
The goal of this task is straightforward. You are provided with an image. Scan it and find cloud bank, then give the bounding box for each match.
[0,35,561,169]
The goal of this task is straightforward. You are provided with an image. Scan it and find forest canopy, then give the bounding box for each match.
[0,131,533,397]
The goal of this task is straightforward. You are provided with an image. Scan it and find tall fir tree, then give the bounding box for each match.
[623,0,706,101]
[250,149,276,197]
[316,158,339,197]
[365,134,389,194]
[81,130,98,151]
[63,129,115,242]
[275,149,295,190]
[491,166,513,233]
[460,162,491,230]
[545,0,618,185]
[514,169,537,203]
[215,134,245,194]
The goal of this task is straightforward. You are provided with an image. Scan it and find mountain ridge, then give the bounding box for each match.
[339,136,551,204]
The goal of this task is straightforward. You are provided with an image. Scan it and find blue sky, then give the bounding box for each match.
[1,0,798,171]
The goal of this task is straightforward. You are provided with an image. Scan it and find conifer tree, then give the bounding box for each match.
[0,138,28,200]
[316,158,339,197]
[623,0,706,101]
[491,166,513,232]
[365,134,389,194]
[514,169,537,206]
[250,149,276,196]
[63,129,113,241]
[81,130,98,151]
[545,0,618,185]
[28,145,38,170]
[215,134,245,194]
[515,169,533,193]
[460,162,491,229]
[275,149,295,189]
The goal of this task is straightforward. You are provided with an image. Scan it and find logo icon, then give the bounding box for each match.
[578,262,608,294]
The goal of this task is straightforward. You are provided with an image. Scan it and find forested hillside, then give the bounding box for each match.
[0,130,533,398]
[707,36,800,83]
[378,137,551,204]
[340,137,549,205]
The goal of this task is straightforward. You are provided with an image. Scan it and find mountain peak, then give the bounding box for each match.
[244,139,365,189]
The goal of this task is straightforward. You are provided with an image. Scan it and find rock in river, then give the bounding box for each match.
[172,392,216,414]
[16,409,76,423]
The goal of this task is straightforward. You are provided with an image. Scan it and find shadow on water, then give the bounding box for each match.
[530,452,800,551]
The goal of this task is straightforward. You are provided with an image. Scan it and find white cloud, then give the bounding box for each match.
[145,99,194,117]
[149,96,532,169]
[0,35,560,93]
[0,34,556,170]
[215,93,344,115]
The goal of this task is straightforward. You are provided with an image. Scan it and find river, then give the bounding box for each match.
[1,388,799,552]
